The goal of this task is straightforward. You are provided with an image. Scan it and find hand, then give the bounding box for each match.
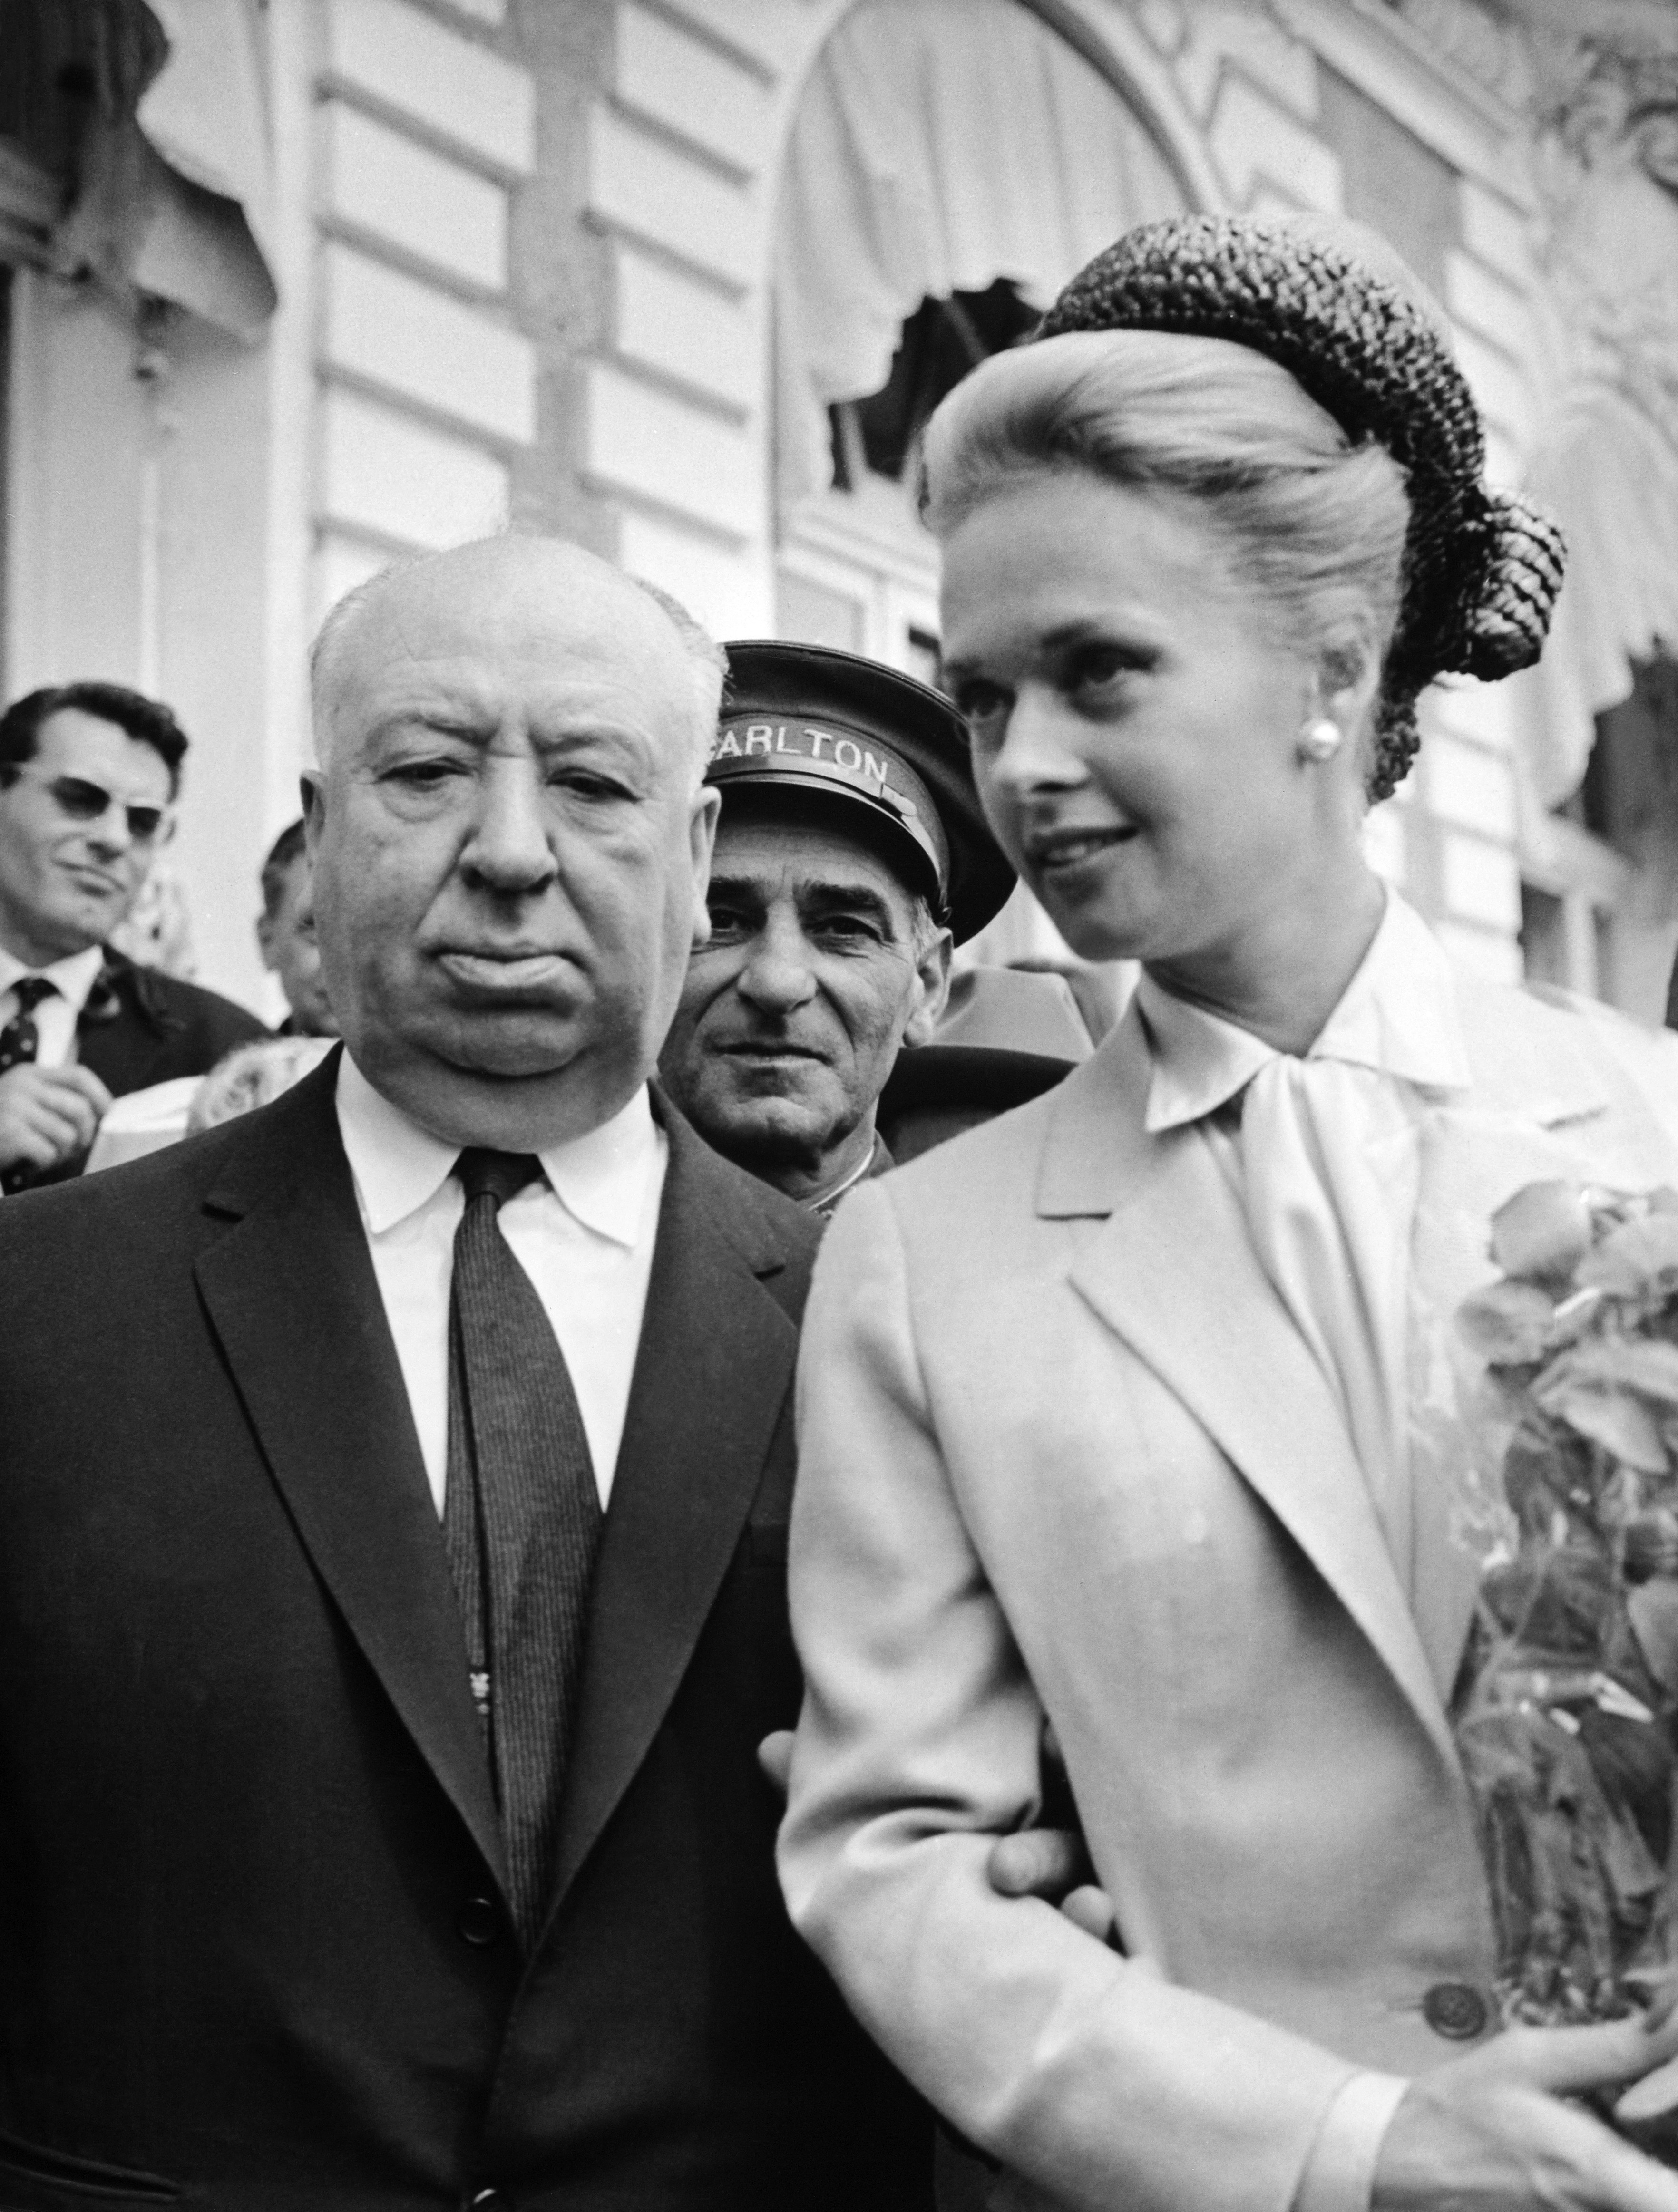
[985,1825,1116,1943]
[985,1717,1117,1943]
[758,1729,794,1795]
[759,1723,1120,1942]
[0,1063,111,1177]
[1374,2012,1678,2212]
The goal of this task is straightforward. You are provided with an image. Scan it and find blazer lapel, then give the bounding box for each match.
[193,1059,507,1895]
[543,1112,799,1925]
[1043,1018,1459,1771]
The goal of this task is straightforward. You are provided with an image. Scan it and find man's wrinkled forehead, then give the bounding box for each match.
[329,574,695,755]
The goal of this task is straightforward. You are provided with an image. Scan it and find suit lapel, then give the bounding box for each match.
[77,956,166,1095]
[1043,1018,1459,1770]
[193,1060,507,1895]
[544,1112,798,1925]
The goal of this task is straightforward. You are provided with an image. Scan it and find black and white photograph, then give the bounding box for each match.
[3,0,1678,2206]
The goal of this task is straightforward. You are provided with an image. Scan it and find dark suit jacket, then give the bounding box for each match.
[77,947,267,1096]
[0,1056,931,2211]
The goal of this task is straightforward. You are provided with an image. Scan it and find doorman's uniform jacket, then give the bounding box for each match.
[780,964,1678,2212]
[0,1055,930,2210]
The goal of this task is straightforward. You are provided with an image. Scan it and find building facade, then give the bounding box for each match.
[1,0,1674,1019]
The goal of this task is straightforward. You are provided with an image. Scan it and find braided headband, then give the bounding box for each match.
[1035,215,1565,801]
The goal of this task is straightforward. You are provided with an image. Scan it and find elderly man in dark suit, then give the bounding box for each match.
[0,679,265,1190]
[0,538,929,2210]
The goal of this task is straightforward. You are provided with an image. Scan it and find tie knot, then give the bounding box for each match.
[12,976,57,1015]
[456,1148,544,1211]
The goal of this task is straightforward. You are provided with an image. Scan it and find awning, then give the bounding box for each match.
[774,0,1187,506]
[53,0,277,342]
[1512,380,1678,808]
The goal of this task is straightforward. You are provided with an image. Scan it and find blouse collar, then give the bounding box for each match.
[1137,890,1473,1135]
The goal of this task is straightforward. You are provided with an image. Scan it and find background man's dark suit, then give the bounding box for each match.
[0,1053,929,2210]
[76,946,265,1095]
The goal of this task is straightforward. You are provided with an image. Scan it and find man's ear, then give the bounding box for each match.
[901,924,954,1050]
[301,770,326,857]
[688,785,720,950]
[255,912,277,971]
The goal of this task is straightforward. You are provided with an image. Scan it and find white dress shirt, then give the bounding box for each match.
[0,943,106,1067]
[1135,891,1474,2212]
[335,1053,668,1514]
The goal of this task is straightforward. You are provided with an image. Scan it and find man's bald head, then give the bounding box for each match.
[300,533,722,1151]
[309,537,724,779]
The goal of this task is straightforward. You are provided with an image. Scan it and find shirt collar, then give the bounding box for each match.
[0,941,106,1017]
[335,1051,661,1245]
[1137,891,1472,1135]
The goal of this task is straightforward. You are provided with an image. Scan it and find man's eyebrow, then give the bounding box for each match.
[796,880,901,931]
[374,709,491,744]
[530,723,651,752]
[705,873,904,932]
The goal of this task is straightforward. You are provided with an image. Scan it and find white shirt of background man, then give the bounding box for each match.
[335,1051,669,1513]
[0,944,105,1067]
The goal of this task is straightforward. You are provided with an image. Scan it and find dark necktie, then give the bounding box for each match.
[441,1148,602,1946]
[1,977,60,1195]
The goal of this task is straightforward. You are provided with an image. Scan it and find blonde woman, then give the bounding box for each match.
[780,217,1678,2212]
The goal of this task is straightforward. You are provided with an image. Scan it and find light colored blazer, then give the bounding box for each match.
[780,972,1678,2212]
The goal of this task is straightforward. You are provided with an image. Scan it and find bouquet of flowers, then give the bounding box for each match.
[1454,1178,1678,2063]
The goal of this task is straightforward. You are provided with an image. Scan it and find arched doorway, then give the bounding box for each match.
[770,0,1193,963]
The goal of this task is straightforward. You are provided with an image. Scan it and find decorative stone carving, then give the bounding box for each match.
[1382,0,1533,109]
[1526,28,1678,445]
[1451,1,1678,814]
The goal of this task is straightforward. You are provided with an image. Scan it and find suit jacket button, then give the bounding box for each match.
[1423,1982,1489,2040]
[456,1896,500,1947]
[468,2191,511,2212]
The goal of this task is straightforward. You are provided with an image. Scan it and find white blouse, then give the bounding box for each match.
[1135,891,1473,1604]
[1135,892,1474,2210]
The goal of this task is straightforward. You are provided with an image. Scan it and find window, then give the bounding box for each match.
[1520,653,1678,1021]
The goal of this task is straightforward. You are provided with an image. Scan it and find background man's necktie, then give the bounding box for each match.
[0,977,60,1195]
[441,1148,602,1947]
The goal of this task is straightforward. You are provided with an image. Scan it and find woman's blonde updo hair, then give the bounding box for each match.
[920,328,1413,796]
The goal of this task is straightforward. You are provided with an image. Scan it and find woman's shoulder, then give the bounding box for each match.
[811,1080,1076,1330]
[1457,968,1678,1143]
[856,1086,1053,1235]
[861,1015,1150,1235]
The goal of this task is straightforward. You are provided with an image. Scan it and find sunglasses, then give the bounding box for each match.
[1,766,170,845]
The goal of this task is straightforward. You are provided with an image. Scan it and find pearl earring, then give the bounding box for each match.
[1298,718,1343,763]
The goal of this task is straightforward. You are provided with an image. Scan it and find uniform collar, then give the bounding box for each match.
[807,1131,887,1218]
[335,1051,661,1245]
[1137,890,1472,1135]
[0,940,106,1017]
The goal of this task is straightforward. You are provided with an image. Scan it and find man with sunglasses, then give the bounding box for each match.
[0,681,265,1191]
